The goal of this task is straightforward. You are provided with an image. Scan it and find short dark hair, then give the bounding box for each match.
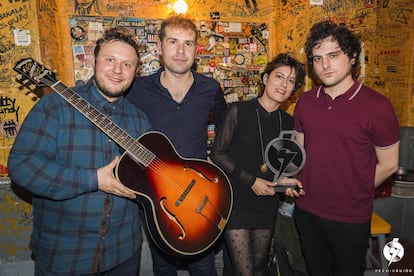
[304,20,361,78]
[158,14,198,43]
[94,27,140,62]
[262,53,306,93]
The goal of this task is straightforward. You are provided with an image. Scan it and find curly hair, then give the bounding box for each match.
[261,53,306,93]
[304,20,361,78]
[94,27,140,61]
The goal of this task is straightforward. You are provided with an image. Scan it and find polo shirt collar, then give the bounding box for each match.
[316,81,362,101]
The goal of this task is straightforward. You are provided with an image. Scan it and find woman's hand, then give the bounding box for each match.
[251,178,277,196]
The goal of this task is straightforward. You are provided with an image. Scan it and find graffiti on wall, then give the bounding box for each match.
[0,95,20,180]
[0,0,37,88]
[368,1,413,125]
[38,0,59,70]
[0,96,20,140]
[0,180,32,261]
[69,0,273,19]
[272,0,413,125]
[0,0,39,176]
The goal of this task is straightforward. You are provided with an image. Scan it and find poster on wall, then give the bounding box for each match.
[69,16,268,103]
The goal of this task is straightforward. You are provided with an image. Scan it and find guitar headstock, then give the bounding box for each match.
[14,58,57,88]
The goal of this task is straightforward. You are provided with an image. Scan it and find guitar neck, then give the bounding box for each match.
[50,80,154,166]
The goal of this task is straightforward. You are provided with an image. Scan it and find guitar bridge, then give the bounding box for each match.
[175,179,196,206]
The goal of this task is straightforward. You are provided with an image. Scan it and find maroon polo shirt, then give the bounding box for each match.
[294,81,400,223]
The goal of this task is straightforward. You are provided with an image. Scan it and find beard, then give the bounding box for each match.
[94,78,125,100]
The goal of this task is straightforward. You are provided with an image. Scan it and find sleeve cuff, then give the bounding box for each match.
[90,169,98,191]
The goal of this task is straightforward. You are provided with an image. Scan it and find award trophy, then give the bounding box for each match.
[264,130,306,193]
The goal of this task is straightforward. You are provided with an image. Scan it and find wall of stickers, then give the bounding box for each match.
[69,16,268,103]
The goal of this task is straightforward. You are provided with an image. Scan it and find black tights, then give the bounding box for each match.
[225,229,273,276]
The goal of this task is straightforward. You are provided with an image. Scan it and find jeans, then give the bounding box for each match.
[150,242,218,276]
[34,249,141,276]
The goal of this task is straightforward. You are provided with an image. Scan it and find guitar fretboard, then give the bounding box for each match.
[51,81,155,167]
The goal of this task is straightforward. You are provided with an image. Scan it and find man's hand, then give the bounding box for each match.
[276,177,305,197]
[97,157,136,199]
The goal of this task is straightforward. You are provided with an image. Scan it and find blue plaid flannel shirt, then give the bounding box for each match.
[8,78,151,274]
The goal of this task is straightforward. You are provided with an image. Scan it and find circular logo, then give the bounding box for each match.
[383,238,405,266]
[70,26,87,41]
[265,131,306,179]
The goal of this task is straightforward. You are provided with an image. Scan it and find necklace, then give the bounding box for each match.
[256,107,282,173]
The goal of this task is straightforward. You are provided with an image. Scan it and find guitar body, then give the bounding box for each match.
[116,131,233,256]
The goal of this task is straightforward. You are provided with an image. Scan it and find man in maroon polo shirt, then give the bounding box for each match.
[293,20,400,276]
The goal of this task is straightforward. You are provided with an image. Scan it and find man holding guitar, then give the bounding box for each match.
[8,27,151,275]
[126,14,227,276]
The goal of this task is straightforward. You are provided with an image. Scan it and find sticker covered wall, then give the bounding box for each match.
[69,16,269,103]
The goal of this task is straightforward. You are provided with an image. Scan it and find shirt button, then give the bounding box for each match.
[328,106,332,110]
